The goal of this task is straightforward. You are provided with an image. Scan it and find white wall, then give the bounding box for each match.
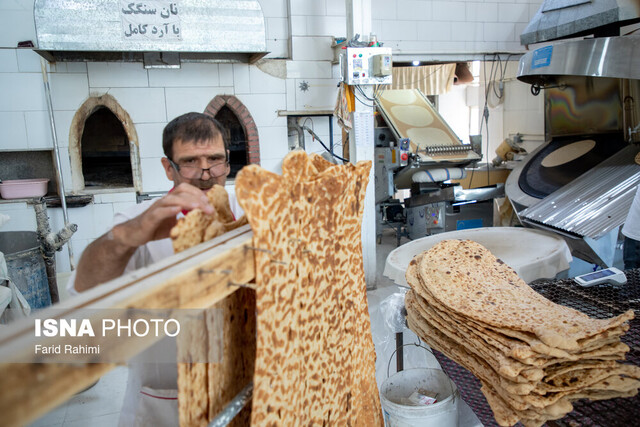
[0,0,546,275]
[476,60,544,159]
[372,0,543,54]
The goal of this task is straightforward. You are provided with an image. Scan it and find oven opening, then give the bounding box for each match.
[214,105,248,178]
[81,107,133,188]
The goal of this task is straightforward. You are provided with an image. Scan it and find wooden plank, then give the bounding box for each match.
[0,225,253,347]
[0,226,256,427]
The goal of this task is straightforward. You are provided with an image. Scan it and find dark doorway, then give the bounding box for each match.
[81,107,133,188]
[214,106,248,178]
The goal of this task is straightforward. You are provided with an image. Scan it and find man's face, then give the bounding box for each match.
[161,135,230,191]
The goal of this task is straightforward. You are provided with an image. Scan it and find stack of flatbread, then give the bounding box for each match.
[170,185,247,252]
[405,239,639,427]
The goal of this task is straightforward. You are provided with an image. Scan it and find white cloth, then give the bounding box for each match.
[134,386,179,427]
[0,252,31,323]
[622,185,640,241]
[67,187,243,427]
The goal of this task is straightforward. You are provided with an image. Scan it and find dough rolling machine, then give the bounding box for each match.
[373,89,502,240]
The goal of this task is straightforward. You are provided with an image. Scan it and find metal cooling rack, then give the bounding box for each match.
[432,268,640,427]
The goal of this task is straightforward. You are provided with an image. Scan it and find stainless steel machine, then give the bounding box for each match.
[507,0,640,267]
[373,89,503,241]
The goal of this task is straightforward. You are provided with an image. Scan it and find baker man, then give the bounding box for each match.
[68,112,243,426]
[72,112,242,292]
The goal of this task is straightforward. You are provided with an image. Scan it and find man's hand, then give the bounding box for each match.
[114,183,214,248]
[74,183,214,292]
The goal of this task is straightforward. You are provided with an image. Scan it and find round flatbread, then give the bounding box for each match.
[541,139,596,168]
[407,127,455,146]
[379,89,417,105]
[390,105,434,127]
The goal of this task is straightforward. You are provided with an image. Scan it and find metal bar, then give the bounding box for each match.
[208,382,253,427]
[396,331,403,373]
[40,57,75,270]
[329,114,334,155]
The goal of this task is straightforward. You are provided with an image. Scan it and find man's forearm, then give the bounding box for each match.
[73,223,138,292]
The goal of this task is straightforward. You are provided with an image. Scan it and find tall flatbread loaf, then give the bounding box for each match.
[235,151,383,426]
[418,240,633,350]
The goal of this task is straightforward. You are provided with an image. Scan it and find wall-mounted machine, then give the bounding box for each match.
[373,89,503,241]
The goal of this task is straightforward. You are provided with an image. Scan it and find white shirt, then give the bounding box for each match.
[67,187,243,426]
[623,185,640,241]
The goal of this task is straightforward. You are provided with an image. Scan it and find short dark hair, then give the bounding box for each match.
[162,112,228,160]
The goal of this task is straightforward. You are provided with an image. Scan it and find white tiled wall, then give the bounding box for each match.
[0,112,27,150]
[164,87,233,119]
[0,50,19,72]
[148,63,220,87]
[140,157,172,193]
[87,62,149,88]
[24,111,54,150]
[95,87,167,123]
[372,0,544,52]
[0,202,37,232]
[135,123,166,159]
[0,0,36,48]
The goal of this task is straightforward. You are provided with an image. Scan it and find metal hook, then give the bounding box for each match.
[244,245,273,255]
[197,268,232,277]
[227,280,256,290]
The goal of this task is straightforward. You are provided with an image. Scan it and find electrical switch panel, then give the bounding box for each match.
[341,47,393,85]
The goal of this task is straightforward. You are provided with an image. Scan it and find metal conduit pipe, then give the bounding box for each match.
[40,58,76,270]
[287,116,305,150]
[207,382,253,427]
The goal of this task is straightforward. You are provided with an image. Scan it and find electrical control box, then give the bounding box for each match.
[341,47,393,85]
[372,53,392,77]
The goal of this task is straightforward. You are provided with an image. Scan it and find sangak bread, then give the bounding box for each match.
[170,185,247,253]
[417,240,633,350]
[405,239,639,427]
[235,151,383,426]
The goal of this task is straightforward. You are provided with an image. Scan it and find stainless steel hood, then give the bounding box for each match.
[520,0,640,46]
[517,35,640,85]
[34,0,268,65]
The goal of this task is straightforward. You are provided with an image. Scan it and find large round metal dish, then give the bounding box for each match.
[383,227,572,287]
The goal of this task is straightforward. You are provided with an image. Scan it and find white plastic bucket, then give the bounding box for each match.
[381,368,459,427]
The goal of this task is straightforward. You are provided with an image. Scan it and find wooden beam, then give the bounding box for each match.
[0,225,255,427]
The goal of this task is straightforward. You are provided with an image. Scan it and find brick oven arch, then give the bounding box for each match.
[69,94,141,193]
[204,95,260,172]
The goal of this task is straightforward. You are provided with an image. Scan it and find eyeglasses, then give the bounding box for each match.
[168,158,229,179]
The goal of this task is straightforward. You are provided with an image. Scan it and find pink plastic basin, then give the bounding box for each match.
[0,179,50,199]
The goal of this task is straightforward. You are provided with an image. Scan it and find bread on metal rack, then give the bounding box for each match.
[405,239,639,427]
